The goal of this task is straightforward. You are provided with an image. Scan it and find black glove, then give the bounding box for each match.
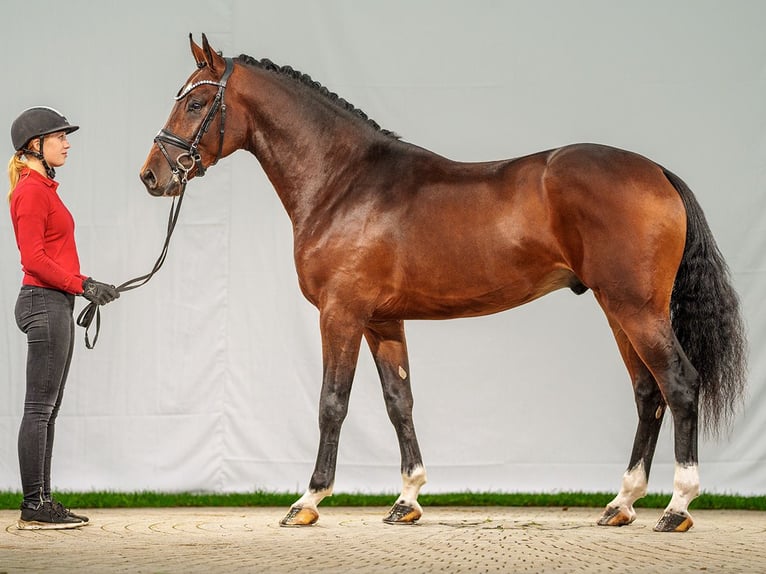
[81,277,120,305]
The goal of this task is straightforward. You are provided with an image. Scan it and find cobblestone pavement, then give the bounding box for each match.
[0,506,764,573]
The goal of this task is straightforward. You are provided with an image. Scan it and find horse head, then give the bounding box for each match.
[140,34,237,196]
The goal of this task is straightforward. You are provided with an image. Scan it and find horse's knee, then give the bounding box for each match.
[318,390,351,428]
[384,393,414,424]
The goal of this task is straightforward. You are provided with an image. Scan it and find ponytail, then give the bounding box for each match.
[7,152,26,203]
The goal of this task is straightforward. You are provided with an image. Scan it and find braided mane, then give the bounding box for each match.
[236,54,400,139]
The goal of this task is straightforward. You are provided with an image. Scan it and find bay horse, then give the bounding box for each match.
[140,34,747,532]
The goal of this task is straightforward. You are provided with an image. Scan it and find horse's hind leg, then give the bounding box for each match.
[599,327,666,527]
[651,335,701,533]
[364,320,426,525]
[601,308,701,532]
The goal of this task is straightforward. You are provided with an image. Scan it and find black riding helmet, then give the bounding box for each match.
[11,106,79,151]
[11,107,79,179]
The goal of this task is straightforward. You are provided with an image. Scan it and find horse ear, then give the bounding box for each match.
[190,33,206,68]
[200,33,226,72]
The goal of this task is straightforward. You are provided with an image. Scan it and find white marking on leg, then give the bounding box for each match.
[665,463,699,514]
[398,365,407,379]
[606,461,648,518]
[398,464,427,507]
[292,486,333,512]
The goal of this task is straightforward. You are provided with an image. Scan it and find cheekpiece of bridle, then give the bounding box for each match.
[154,56,234,187]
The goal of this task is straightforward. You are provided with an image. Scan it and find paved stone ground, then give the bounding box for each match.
[0,506,764,573]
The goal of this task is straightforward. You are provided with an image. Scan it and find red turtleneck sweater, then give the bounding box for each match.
[10,168,87,294]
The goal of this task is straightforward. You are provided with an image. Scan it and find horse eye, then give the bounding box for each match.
[187,100,204,113]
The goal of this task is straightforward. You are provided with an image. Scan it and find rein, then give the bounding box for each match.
[76,189,185,348]
[76,57,234,349]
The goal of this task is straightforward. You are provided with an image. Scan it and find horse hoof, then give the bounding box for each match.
[279,506,319,527]
[383,502,422,525]
[654,511,693,532]
[597,505,635,527]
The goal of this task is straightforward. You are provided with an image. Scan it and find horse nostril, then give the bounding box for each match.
[141,168,157,189]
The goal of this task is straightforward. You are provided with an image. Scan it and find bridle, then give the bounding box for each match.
[76,57,234,349]
[154,56,234,185]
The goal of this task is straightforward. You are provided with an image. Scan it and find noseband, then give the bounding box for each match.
[154,57,234,185]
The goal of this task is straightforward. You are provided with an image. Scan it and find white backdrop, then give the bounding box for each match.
[1,1,764,496]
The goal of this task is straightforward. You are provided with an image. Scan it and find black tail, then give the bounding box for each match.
[663,168,748,436]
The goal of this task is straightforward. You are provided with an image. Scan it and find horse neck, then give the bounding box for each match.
[239,67,382,229]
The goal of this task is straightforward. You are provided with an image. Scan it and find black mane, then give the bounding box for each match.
[236,54,400,139]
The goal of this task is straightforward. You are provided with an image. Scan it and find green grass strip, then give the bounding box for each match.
[0,491,763,510]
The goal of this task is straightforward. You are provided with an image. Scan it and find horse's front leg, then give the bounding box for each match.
[279,309,364,527]
[364,320,426,525]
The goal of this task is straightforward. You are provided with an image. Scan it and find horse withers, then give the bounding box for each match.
[140,34,747,532]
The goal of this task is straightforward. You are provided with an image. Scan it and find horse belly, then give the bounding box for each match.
[380,258,576,321]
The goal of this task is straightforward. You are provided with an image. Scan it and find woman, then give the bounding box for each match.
[8,106,119,529]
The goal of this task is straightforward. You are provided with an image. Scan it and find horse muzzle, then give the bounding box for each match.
[140,167,183,197]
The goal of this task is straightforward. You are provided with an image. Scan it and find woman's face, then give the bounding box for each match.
[31,131,71,168]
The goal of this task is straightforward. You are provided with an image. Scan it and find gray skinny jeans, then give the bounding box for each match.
[14,286,75,507]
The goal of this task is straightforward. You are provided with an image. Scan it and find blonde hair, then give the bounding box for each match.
[7,152,28,203]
